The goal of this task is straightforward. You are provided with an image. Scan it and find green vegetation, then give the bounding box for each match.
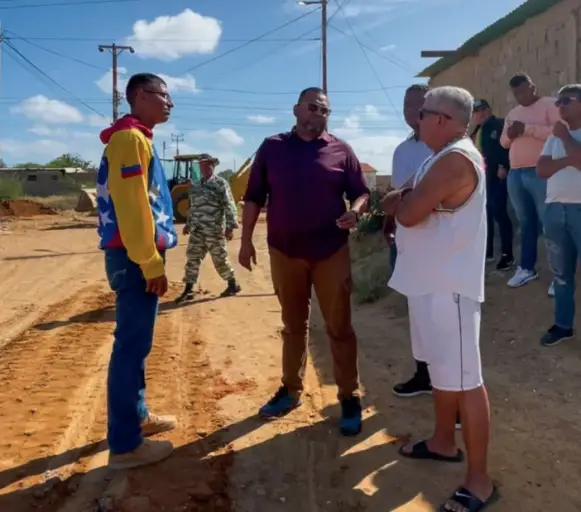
[350,187,390,304]
[10,153,95,170]
[0,179,23,200]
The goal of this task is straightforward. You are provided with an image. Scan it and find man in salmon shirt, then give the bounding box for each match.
[501,73,560,290]
[97,73,178,469]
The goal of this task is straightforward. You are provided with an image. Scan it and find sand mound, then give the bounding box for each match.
[0,199,58,218]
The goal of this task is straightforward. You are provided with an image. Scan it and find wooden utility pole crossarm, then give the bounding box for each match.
[171,134,184,156]
[98,43,135,122]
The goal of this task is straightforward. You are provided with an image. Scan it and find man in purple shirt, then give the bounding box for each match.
[239,87,370,436]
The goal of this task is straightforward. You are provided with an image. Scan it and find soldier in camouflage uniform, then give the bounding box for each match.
[175,154,241,303]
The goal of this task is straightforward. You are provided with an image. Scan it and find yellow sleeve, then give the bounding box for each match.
[106,130,165,279]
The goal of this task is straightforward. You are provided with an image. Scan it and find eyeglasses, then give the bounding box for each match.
[304,102,331,116]
[143,89,173,102]
[419,108,452,120]
[555,97,580,107]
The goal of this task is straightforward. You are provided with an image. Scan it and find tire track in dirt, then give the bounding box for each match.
[0,285,115,511]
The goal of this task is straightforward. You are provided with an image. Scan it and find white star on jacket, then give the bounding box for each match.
[96,179,110,203]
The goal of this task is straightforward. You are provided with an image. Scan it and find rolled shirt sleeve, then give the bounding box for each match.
[343,143,370,202]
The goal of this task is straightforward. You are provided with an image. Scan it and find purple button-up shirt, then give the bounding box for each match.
[244,130,370,261]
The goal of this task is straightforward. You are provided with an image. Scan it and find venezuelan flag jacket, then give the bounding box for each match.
[96,115,177,279]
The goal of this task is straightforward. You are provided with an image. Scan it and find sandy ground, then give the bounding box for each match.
[0,213,580,511]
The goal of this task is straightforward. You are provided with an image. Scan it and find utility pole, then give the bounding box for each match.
[298,0,328,94]
[171,134,184,156]
[98,43,135,122]
[162,141,167,159]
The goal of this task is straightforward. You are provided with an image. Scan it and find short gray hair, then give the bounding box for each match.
[425,86,474,126]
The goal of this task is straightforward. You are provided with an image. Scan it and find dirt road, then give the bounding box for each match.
[0,213,580,511]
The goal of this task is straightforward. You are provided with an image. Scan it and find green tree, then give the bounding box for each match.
[14,162,44,168]
[218,169,235,181]
[46,153,93,170]
[0,158,6,168]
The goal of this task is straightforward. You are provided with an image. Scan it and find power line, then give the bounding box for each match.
[5,35,321,43]
[4,30,107,71]
[327,23,413,74]
[331,0,403,127]
[0,0,140,10]
[2,40,107,118]
[181,7,321,74]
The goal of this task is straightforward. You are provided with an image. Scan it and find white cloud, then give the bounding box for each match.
[87,114,111,127]
[0,138,71,160]
[95,67,198,96]
[126,9,222,61]
[190,128,244,148]
[247,114,276,125]
[95,67,126,95]
[331,104,406,174]
[11,95,84,125]
[157,73,198,93]
[28,125,65,136]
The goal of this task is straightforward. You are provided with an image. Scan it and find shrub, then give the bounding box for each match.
[0,179,23,200]
[356,187,385,235]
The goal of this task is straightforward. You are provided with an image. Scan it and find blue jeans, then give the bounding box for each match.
[105,248,161,455]
[544,203,581,329]
[507,167,547,271]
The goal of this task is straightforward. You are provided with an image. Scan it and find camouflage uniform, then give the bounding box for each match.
[183,174,239,286]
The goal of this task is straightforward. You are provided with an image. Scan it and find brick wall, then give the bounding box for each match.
[429,0,581,117]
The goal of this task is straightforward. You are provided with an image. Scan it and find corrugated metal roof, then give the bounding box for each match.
[417,0,564,78]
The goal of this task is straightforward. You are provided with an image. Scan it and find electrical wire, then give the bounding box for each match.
[5,35,321,43]
[4,31,108,71]
[3,40,107,117]
[181,7,320,74]
[0,0,140,10]
[331,0,404,126]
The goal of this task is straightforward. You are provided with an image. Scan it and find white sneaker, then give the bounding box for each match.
[507,267,538,288]
[548,281,555,297]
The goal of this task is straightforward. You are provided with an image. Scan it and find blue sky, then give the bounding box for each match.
[0,0,526,173]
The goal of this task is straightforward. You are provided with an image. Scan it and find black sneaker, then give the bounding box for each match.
[392,374,432,397]
[496,254,515,271]
[540,325,574,347]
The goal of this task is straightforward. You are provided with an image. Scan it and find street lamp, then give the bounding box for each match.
[298,0,328,94]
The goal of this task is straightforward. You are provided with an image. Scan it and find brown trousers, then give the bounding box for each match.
[269,244,359,400]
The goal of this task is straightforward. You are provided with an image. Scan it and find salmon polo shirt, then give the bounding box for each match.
[244,130,370,261]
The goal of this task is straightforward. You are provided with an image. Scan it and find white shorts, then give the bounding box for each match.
[408,293,483,392]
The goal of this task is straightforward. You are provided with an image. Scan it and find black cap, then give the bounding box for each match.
[473,99,490,110]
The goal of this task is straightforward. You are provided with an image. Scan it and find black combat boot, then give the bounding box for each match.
[175,283,194,304]
[220,278,241,297]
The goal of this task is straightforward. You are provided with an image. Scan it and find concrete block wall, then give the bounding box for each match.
[429,0,581,117]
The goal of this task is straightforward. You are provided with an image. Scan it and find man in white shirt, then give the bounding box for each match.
[383,86,497,512]
[537,84,581,347]
[388,83,434,399]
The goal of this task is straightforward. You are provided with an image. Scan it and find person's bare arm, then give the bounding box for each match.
[560,134,581,168]
[395,152,477,228]
[537,155,573,178]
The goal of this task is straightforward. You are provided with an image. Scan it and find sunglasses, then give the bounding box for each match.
[303,102,332,116]
[419,108,452,120]
[555,96,580,107]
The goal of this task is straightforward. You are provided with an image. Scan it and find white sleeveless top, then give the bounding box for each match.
[388,136,487,302]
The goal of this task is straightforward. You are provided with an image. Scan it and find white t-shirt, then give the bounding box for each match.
[541,128,581,204]
[391,135,433,189]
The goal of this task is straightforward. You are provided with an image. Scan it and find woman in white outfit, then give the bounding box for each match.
[383,86,497,512]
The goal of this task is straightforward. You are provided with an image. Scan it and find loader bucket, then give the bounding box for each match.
[76,188,98,214]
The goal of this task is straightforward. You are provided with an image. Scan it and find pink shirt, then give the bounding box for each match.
[500,96,561,169]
